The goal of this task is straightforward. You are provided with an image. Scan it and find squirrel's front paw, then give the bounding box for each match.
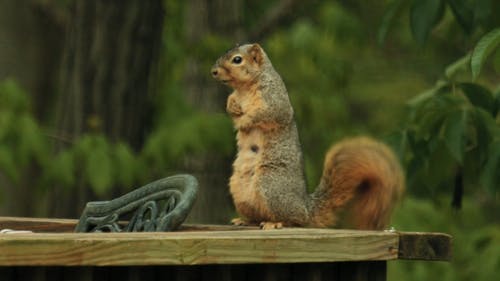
[227,96,243,117]
[235,115,254,131]
[260,221,283,230]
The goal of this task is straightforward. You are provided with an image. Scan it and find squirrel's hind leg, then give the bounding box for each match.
[231,218,284,229]
[259,221,284,230]
[231,217,256,226]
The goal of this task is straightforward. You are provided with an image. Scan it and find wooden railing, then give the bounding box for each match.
[0,217,451,281]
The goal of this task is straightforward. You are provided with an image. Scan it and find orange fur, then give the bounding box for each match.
[229,129,274,223]
[310,137,405,229]
[212,44,404,230]
[213,44,282,225]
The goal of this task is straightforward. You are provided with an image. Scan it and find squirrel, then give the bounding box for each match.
[211,43,404,230]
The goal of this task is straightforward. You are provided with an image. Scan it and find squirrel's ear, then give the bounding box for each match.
[249,43,264,65]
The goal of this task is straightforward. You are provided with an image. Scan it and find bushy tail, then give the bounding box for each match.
[309,137,404,230]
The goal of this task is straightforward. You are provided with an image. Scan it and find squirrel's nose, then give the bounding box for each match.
[211,67,218,77]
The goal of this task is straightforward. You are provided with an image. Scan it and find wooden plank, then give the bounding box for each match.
[0,217,452,265]
[0,228,398,266]
[397,232,452,261]
[0,217,78,233]
[0,217,258,233]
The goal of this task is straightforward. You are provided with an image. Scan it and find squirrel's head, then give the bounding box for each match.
[211,43,268,89]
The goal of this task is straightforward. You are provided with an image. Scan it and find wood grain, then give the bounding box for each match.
[0,216,258,232]
[0,228,397,266]
[0,217,77,233]
[0,217,452,266]
[398,231,452,261]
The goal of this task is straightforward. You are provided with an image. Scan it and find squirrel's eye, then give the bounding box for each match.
[232,56,242,64]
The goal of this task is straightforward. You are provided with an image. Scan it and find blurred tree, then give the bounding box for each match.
[0,0,63,216]
[48,0,164,217]
[56,0,163,150]
[0,0,64,119]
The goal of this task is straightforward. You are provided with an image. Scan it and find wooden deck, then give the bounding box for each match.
[0,217,451,281]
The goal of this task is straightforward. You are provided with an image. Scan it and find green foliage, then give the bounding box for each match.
[379,6,499,279]
[142,113,233,175]
[0,0,236,199]
[389,197,500,281]
[381,0,500,203]
[393,67,499,199]
[75,136,113,196]
[381,0,500,45]
[447,0,475,34]
[0,77,233,198]
[481,139,500,194]
[114,143,138,187]
[410,0,445,45]
[0,79,49,183]
[471,27,500,79]
[378,0,408,45]
[43,150,74,188]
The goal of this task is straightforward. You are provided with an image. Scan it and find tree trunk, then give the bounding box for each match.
[56,0,163,149]
[0,0,64,216]
[48,0,164,218]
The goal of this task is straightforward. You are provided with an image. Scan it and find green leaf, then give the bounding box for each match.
[0,111,13,141]
[407,80,449,108]
[441,108,468,164]
[494,47,500,74]
[114,143,137,187]
[481,140,500,194]
[410,90,460,140]
[0,145,19,182]
[45,151,75,188]
[378,0,408,45]
[290,20,316,49]
[447,0,475,34]
[495,89,500,116]
[463,145,483,187]
[460,107,496,192]
[385,130,408,161]
[471,27,500,79]
[459,82,495,114]
[79,136,113,196]
[0,79,30,113]
[15,116,49,167]
[471,108,497,163]
[406,153,429,193]
[425,140,457,188]
[87,148,112,196]
[474,0,500,30]
[444,53,470,80]
[410,0,445,44]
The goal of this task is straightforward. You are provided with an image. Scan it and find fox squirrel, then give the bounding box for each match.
[211,43,404,230]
